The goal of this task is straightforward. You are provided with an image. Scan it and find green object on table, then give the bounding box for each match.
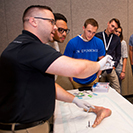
[88,95,92,98]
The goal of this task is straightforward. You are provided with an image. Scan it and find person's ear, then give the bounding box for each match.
[107,22,110,26]
[28,17,37,27]
[83,26,85,31]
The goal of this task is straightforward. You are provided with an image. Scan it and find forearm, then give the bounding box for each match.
[69,77,73,82]
[129,46,133,65]
[47,56,100,79]
[97,70,102,77]
[129,49,133,65]
[122,58,127,72]
[55,83,74,102]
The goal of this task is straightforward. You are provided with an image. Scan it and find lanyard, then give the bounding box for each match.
[102,32,113,51]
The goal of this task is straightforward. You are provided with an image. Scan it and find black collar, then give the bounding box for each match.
[104,30,113,38]
[22,30,42,43]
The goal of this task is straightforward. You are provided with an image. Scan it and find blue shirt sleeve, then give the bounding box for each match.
[64,40,75,57]
[129,34,133,46]
[97,39,106,57]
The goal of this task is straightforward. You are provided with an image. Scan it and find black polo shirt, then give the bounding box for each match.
[0,30,62,123]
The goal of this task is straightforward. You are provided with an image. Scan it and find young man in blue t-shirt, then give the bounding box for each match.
[64,18,106,89]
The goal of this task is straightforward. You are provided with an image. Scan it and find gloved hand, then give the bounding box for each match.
[98,55,114,70]
[72,97,95,112]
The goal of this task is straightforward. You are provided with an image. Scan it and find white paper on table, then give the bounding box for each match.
[55,96,133,133]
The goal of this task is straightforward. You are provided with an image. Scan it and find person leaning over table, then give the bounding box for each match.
[47,12,70,81]
[0,5,113,133]
[64,18,105,89]
[47,12,70,132]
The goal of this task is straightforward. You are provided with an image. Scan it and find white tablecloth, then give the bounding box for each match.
[54,87,133,133]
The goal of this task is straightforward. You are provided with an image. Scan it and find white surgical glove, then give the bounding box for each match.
[98,55,114,70]
[72,97,95,111]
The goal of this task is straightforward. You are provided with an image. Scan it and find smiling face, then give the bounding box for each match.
[106,20,118,35]
[82,24,98,41]
[53,20,68,43]
[114,28,121,37]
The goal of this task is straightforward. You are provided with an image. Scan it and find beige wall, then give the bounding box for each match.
[0,0,133,95]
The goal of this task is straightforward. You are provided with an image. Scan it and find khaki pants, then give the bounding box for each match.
[0,121,49,133]
[72,77,98,89]
[100,69,121,93]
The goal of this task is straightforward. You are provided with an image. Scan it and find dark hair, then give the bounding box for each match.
[54,13,67,23]
[118,26,123,41]
[109,18,120,28]
[22,5,53,22]
[84,18,98,28]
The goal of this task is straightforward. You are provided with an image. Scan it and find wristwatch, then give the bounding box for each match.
[99,75,102,78]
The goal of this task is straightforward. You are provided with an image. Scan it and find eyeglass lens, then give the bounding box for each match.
[58,28,70,34]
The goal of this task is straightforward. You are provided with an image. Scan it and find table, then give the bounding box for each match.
[54,87,133,133]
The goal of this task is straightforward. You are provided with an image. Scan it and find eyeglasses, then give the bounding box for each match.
[34,17,56,25]
[58,27,70,34]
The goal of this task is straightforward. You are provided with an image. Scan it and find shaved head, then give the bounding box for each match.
[22,5,53,23]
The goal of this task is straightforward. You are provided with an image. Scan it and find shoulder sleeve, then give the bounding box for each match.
[64,39,76,57]
[95,32,103,40]
[129,34,133,46]
[19,42,62,73]
[121,40,128,58]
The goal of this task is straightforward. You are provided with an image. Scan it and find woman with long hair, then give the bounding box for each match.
[114,26,128,87]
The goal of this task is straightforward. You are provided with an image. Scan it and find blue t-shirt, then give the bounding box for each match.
[129,34,133,47]
[64,35,105,84]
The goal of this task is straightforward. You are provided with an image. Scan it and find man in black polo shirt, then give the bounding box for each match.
[0,5,113,133]
[95,18,121,93]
